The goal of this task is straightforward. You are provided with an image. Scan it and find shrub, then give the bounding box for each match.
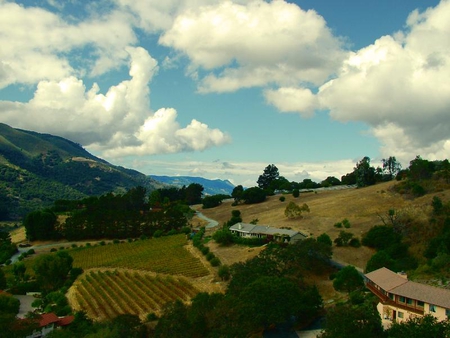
[334,222,342,228]
[201,246,210,255]
[343,219,351,228]
[218,265,230,281]
[349,238,361,248]
[153,230,163,238]
[99,241,106,246]
[50,248,57,252]
[292,189,300,198]
[113,239,120,244]
[317,233,332,247]
[210,257,221,267]
[27,249,35,255]
[279,196,285,202]
[206,252,215,261]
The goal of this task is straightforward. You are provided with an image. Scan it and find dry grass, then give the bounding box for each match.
[193,181,450,270]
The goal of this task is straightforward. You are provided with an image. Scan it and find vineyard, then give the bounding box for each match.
[69,234,209,278]
[70,269,200,321]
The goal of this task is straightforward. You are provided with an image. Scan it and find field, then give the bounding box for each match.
[68,269,201,321]
[193,181,450,270]
[69,235,209,278]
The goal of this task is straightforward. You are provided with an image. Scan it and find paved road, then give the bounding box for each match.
[194,211,219,228]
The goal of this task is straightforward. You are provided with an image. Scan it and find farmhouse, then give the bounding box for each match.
[229,222,308,244]
[19,313,74,338]
[365,267,450,324]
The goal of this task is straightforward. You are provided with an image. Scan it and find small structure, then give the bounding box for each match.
[229,223,308,244]
[23,313,74,338]
[365,267,450,324]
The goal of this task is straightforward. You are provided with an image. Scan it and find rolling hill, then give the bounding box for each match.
[0,123,163,219]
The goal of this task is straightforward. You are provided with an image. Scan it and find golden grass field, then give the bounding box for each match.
[192,181,450,270]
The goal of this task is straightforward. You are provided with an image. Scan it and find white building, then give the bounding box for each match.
[229,222,308,244]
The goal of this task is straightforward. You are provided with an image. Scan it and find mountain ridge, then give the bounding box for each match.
[150,175,235,196]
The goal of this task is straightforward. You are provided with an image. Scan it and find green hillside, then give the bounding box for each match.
[0,123,161,219]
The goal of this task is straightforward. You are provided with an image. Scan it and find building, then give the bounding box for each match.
[229,222,308,244]
[365,267,450,324]
[22,313,74,338]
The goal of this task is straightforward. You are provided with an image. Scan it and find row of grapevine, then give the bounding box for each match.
[72,269,200,321]
[68,234,209,277]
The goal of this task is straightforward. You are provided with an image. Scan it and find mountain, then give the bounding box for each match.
[0,123,162,219]
[150,175,235,196]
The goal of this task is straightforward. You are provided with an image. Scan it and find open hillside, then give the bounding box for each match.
[0,123,163,219]
[193,181,450,270]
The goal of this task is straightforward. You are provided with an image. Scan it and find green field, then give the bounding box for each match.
[72,269,199,321]
[69,235,209,278]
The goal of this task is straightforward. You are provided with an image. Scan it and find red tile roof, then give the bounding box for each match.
[39,313,59,327]
[58,315,75,326]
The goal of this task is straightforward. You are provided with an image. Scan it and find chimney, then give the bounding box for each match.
[238,223,242,230]
[397,271,408,279]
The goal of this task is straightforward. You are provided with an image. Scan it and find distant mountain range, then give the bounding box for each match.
[0,123,163,219]
[150,175,235,196]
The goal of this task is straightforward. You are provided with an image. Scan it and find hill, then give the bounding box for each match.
[192,181,450,270]
[150,175,235,196]
[0,123,163,219]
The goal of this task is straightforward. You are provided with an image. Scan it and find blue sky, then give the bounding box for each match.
[0,0,448,187]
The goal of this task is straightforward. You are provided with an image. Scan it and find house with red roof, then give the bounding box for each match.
[23,313,74,338]
[365,267,450,324]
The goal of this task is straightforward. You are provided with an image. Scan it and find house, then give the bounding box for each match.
[229,223,308,244]
[365,267,450,324]
[23,313,74,338]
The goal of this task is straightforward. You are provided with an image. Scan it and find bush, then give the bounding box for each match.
[349,238,361,248]
[206,252,215,261]
[27,249,35,255]
[334,222,342,228]
[153,230,163,238]
[201,246,210,255]
[210,257,221,267]
[279,196,285,202]
[50,248,57,252]
[99,241,106,246]
[113,239,120,244]
[343,219,351,228]
[218,265,230,281]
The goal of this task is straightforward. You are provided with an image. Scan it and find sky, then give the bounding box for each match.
[0,0,449,187]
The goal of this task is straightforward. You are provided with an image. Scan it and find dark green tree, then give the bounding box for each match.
[382,156,402,180]
[319,301,383,338]
[365,250,395,273]
[23,209,58,241]
[354,157,378,187]
[317,233,332,247]
[333,265,364,293]
[33,251,73,293]
[185,183,204,205]
[385,314,450,338]
[231,185,244,204]
[257,164,279,189]
[242,187,266,204]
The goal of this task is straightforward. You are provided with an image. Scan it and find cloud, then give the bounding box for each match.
[159,0,344,93]
[0,2,136,88]
[264,87,318,117]
[316,0,450,164]
[0,47,230,157]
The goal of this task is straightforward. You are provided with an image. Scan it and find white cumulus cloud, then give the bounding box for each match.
[316,0,450,165]
[0,47,230,157]
[159,0,344,93]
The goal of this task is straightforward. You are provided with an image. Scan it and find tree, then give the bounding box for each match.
[385,314,450,337]
[362,225,401,250]
[292,188,300,198]
[354,157,377,187]
[321,176,341,187]
[33,251,73,293]
[319,301,383,338]
[317,233,332,247]
[213,228,235,246]
[334,231,354,247]
[23,209,58,241]
[365,250,395,273]
[242,187,266,204]
[382,156,402,180]
[257,164,279,189]
[231,185,244,204]
[0,268,6,289]
[185,183,204,205]
[284,202,310,219]
[333,265,364,293]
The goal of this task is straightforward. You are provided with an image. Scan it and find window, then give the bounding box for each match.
[398,312,404,319]
[389,293,394,300]
[417,301,424,307]
[399,296,406,303]
[429,304,436,313]
[446,309,450,317]
[406,298,413,305]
